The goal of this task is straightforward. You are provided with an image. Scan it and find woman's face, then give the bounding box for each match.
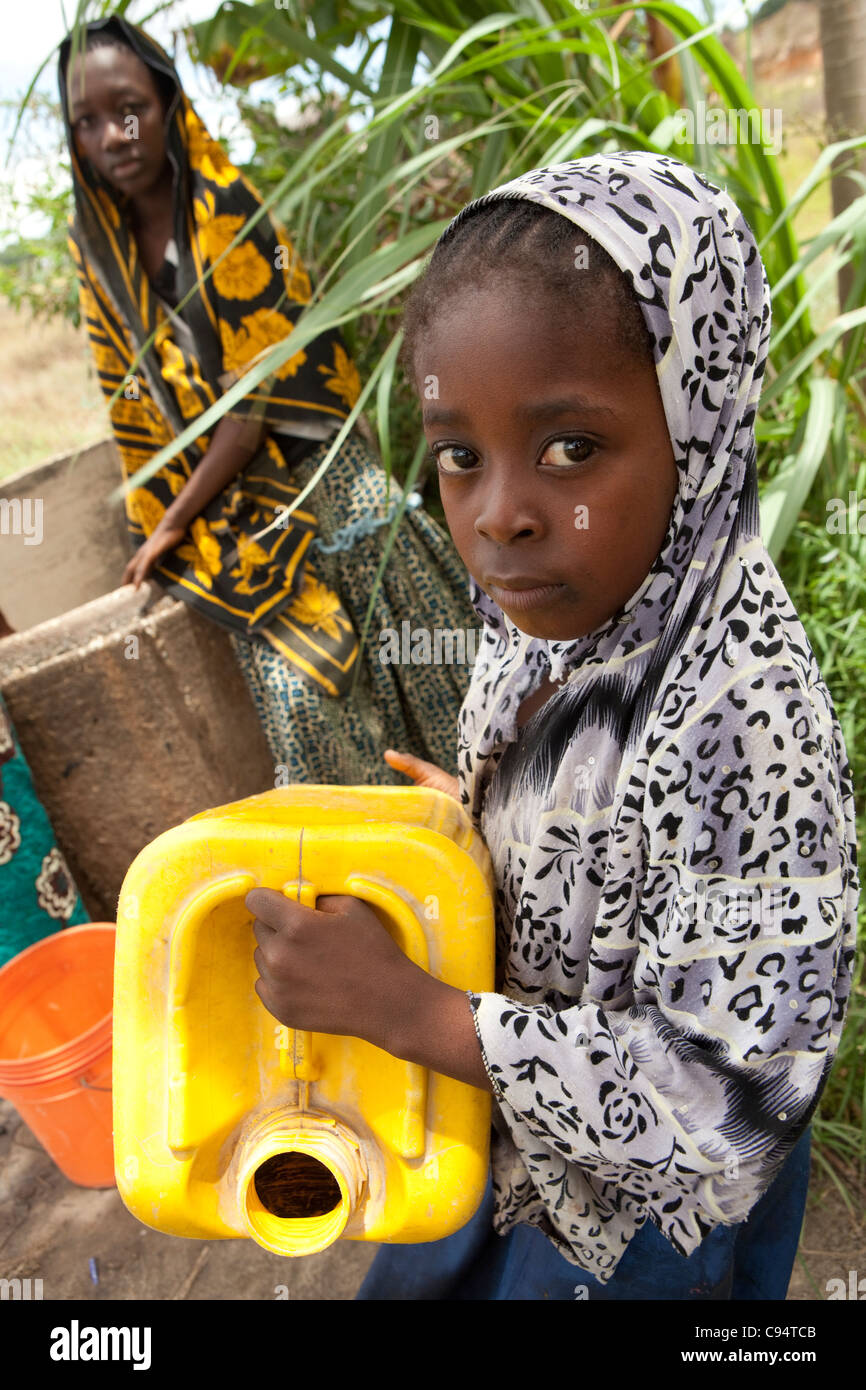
[66,45,169,197]
[415,278,678,642]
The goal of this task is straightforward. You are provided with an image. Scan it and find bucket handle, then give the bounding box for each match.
[79,1076,112,1092]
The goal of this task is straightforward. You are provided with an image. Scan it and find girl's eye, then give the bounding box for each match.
[432,445,478,475]
[540,437,596,468]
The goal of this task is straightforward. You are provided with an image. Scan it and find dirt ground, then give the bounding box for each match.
[0,303,105,483]
[1,1096,862,1302]
[0,1098,376,1301]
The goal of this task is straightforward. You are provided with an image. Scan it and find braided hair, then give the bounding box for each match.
[401,198,655,381]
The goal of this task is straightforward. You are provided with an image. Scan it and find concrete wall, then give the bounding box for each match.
[0,586,275,922]
[0,439,130,631]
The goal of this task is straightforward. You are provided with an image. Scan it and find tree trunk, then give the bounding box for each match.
[818,0,866,313]
[646,14,683,108]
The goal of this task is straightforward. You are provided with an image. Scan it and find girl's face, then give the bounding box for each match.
[416,279,678,642]
[67,46,169,197]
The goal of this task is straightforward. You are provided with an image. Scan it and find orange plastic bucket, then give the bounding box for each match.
[0,923,115,1187]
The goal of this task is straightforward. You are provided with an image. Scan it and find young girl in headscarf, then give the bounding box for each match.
[58,16,475,783]
[248,153,859,1299]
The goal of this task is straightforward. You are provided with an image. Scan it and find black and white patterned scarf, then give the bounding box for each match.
[444,153,859,1281]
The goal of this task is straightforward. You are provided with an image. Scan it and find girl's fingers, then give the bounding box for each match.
[384,749,432,778]
[246,887,291,927]
[252,919,277,951]
[384,750,460,800]
[383,748,413,766]
[314,894,357,916]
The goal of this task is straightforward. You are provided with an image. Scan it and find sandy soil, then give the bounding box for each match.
[0,303,106,482]
[0,1099,376,1301]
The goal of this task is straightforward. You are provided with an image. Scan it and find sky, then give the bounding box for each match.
[0,0,760,243]
[1,0,222,110]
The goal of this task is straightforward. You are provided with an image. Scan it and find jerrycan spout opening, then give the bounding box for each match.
[235,1109,367,1257]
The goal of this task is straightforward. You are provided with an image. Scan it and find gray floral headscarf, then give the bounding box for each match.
[441,152,859,1281]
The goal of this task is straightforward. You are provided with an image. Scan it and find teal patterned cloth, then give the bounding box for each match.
[230,432,480,783]
[0,693,89,968]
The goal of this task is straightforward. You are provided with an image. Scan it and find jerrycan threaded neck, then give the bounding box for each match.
[233,1109,367,1257]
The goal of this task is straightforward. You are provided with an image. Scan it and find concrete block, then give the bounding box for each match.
[0,586,275,920]
[0,438,130,631]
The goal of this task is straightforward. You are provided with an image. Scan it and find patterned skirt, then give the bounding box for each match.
[229,433,478,784]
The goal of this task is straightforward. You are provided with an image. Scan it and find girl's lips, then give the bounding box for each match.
[486,582,567,611]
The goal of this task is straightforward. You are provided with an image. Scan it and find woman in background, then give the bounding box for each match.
[58,15,476,784]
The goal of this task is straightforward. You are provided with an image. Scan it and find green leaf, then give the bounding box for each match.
[109,221,447,502]
[374,330,404,478]
[759,378,838,561]
[761,308,866,408]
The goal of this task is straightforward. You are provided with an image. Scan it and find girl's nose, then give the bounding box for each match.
[473,479,543,546]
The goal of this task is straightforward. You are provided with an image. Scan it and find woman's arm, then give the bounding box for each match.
[164,413,266,530]
[123,411,265,587]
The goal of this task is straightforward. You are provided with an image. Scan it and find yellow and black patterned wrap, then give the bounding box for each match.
[59,15,361,696]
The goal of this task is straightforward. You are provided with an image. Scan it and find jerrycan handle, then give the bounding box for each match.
[166,871,314,1153]
[275,879,319,1086]
[167,872,258,1154]
[346,872,430,1161]
[277,871,430,1161]
[165,866,432,1160]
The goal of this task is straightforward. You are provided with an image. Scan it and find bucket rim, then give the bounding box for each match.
[0,922,116,979]
[0,1015,113,1086]
[0,923,115,1086]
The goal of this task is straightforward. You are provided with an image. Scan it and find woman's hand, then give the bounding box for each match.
[120,413,266,590]
[122,519,187,589]
[384,749,459,801]
[248,889,429,1052]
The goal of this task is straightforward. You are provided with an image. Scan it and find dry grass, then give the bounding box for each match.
[0,302,107,482]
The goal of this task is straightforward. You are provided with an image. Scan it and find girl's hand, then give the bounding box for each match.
[384,749,459,801]
[122,519,187,589]
[248,889,431,1050]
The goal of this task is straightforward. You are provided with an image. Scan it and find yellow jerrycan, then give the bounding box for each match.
[113,785,495,1257]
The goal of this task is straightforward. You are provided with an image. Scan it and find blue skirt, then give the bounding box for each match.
[357,1126,812,1301]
